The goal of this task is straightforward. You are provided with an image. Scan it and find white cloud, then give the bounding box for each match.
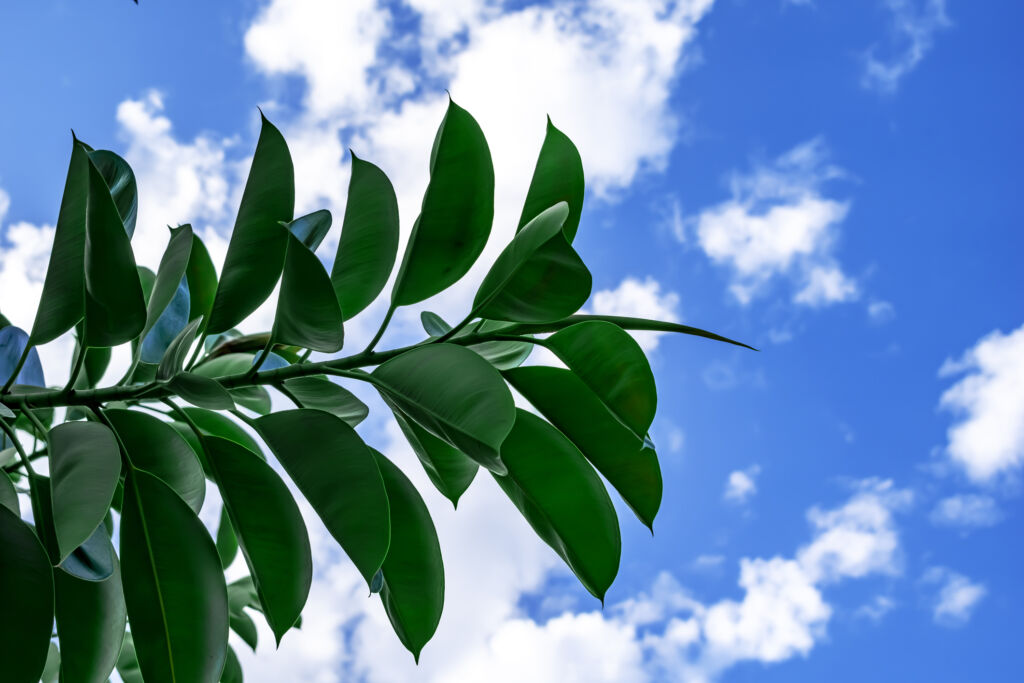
[688,138,858,307]
[939,323,1024,483]
[589,276,682,351]
[868,299,896,323]
[854,595,896,622]
[923,567,986,627]
[930,493,1002,529]
[862,0,950,94]
[723,465,760,505]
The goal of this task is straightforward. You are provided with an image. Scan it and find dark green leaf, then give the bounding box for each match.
[371,344,514,474]
[273,230,344,352]
[284,209,332,251]
[191,353,272,414]
[54,556,127,683]
[369,568,384,594]
[203,436,311,644]
[59,524,115,581]
[493,409,620,601]
[0,505,54,683]
[279,376,368,427]
[229,610,258,652]
[371,450,443,662]
[120,469,228,683]
[49,421,121,561]
[518,117,585,242]
[420,311,450,337]
[29,475,59,562]
[139,226,193,363]
[473,202,591,323]
[115,632,144,683]
[221,645,243,683]
[88,149,138,238]
[216,506,238,569]
[105,409,206,513]
[0,470,17,515]
[505,366,662,529]
[158,317,204,380]
[207,114,294,334]
[390,99,494,307]
[257,409,390,586]
[512,314,757,351]
[178,407,264,460]
[419,314,531,370]
[332,154,399,318]
[185,229,219,325]
[168,372,236,411]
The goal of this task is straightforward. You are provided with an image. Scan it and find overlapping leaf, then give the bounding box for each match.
[54,557,127,683]
[518,117,585,242]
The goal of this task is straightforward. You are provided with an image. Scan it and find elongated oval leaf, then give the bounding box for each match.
[473,202,591,323]
[230,609,258,652]
[371,450,443,662]
[371,344,514,474]
[115,632,144,683]
[203,436,312,644]
[49,421,122,560]
[420,311,450,337]
[279,376,368,427]
[179,407,264,460]
[185,229,218,325]
[0,325,45,387]
[120,469,228,683]
[139,225,193,362]
[494,409,620,601]
[390,99,494,307]
[158,316,204,380]
[141,277,190,364]
[505,366,662,529]
[284,209,332,251]
[168,372,236,410]
[216,507,238,570]
[257,409,390,585]
[105,409,206,513]
[545,320,657,440]
[389,403,477,508]
[82,152,146,347]
[0,505,55,683]
[273,230,344,352]
[518,117,585,242]
[59,524,115,581]
[207,114,294,334]
[88,149,138,238]
[192,352,273,414]
[54,558,127,683]
[331,154,400,318]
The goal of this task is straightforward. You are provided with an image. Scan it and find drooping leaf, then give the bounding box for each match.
[216,506,238,569]
[120,469,228,683]
[48,421,122,561]
[518,117,585,242]
[115,632,144,683]
[229,609,258,652]
[178,407,264,460]
[0,505,55,683]
[88,149,138,238]
[139,225,193,363]
[221,645,243,683]
[168,372,236,411]
[371,449,443,662]
[279,376,368,427]
[59,524,116,581]
[257,409,390,585]
[185,229,218,325]
[82,152,147,347]
[473,202,591,323]
[0,325,45,387]
[273,230,344,352]
[331,153,399,318]
[157,316,204,380]
[493,409,620,601]
[203,436,312,644]
[54,557,127,683]
[105,409,206,513]
[207,114,294,334]
[284,209,332,251]
[544,321,657,440]
[390,98,494,307]
[371,344,515,474]
[505,366,662,529]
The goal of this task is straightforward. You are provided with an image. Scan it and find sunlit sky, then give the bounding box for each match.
[1,1,1021,681]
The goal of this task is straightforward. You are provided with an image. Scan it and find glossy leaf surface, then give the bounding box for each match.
[518,117,585,242]
[168,372,236,411]
[279,376,368,426]
[273,230,344,352]
[185,229,218,325]
[54,558,127,683]
[0,325,45,388]
[388,400,477,507]
[140,225,193,363]
[88,149,138,238]
[284,209,331,251]
[158,316,204,380]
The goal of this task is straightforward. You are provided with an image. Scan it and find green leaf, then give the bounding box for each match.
[185,229,219,325]
[371,344,515,474]
[105,409,206,513]
[207,114,294,334]
[257,409,390,586]
[284,209,332,251]
[216,506,238,569]
[390,98,494,307]
[518,117,585,242]
[115,632,144,683]
[545,321,657,440]
[0,470,18,515]
[493,409,620,601]
[54,557,127,683]
[512,314,757,351]
[88,149,138,238]
[178,407,264,460]
[158,317,204,380]
[279,376,368,427]
[229,610,258,652]
[473,202,591,323]
[221,645,243,683]
[420,311,450,338]
[139,226,193,363]
[30,138,88,345]
[331,154,400,318]
[191,352,273,414]
[120,469,228,683]
[203,436,311,644]
[386,398,477,507]
[371,450,443,662]
[59,524,115,581]
[505,366,662,529]
[29,475,60,562]
[49,421,122,561]
[82,149,147,347]
[273,230,344,352]
[168,373,236,411]
[419,314,531,370]
[0,505,54,683]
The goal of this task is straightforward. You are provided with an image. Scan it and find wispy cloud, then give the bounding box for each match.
[930,494,1002,529]
[923,567,986,627]
[723,465,761,505]
[862,0,951,93]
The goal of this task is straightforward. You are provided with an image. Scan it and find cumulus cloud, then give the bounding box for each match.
[930,494,1002,529]
[923,567,986,627]
[687,138,858,307]
[939,323,1024,483]
[723,465,760,505]
[589,276,682,351]
[862,0,951,94]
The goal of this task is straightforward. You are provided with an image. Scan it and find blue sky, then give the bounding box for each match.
[1,1,1021,681]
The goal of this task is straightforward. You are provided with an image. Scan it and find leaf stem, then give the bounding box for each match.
[1,344,33,394]
[0,416,37,477]
[362,305,395,355]
[435,312,476,344]
[62,341,88,394]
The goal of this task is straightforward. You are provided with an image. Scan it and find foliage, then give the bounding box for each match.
[0,96,751,682]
